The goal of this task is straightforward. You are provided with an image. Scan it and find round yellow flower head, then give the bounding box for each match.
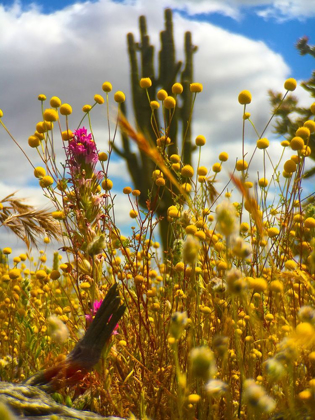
[61,130,74,141]
[43,109,58,122]
[172,83,183,94]
[212,163,221,173]
[102,178,113,190]
[94,94,104,104]
[197,166,208,176]
[150,100,160,110]
[132,189,141,196]
[164,96,176,109]
[181,164,194,177]
[259,178,268,188]
[38,94,46,101]
[98,152,108,162]
[0,109,4,118]
[236,160,248,171]
[284,78,297,91]
[40,176,54,187]
[52,211,65,220]
[290,136,304,151]
[50,96,61,108]
[310,102,315,114]
[170,154,180,163]
[284,259,297,270]
[301,145,311,157]
[182,182,192,193]
[60,103,72,115]
[140,78,152,88]
[129,209,138,219]
[28,136,40,148]
[238,90,252,105]
[102,81,112,92]
[219,152,228,161]
[123,186,132,194]
[281,140,290,147]
[43,236,50,244]
[114,91,125,103]
[34,131,45,140]
[82,104,92,113]
[267,227,279,238]
[296,126,310,139]
[3,247,12,255]
[157,89,168,101]
[243,112,251,120]
[195,135,206,146]
[304,120,315,133]
[188,394,201,404]
[284,159,297,173]
[190,83,203,93]
[156,177,165,187]
[305,217,315,229]
[34,167,46,178]
[257,138,269,149]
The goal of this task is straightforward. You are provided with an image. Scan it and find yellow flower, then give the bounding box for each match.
[164,96,176,109]
[172,83,183,94]
[235,160,248,171]
[40,176,54,187]
[43,236,50,244]
[38,94,46,101]
[188,394,201,404]
[60,103,72,115]
[181,164,194,177]
[304,120,315,133]
[34,167,46,178]
[284,159,297,173]
[50,96,61,108]
[305,217,315,229]
[98,152,108,161]
[61,130,74,140]
[114,91,125,103]
[212,163,221,173]
[238,90,252,105]
[0,109,3,118]
[150,100,160,110]
[190,83,203,93]
[132,189,141,196]
[52,211,65,220]
[168,205,181,218]
[36,270,47,280]
[311,102,315,114]
[281,140,290,147]
[28,136,40,148]
[3,247,12,254]
[219,152,228,161]
[170,154,180,163]
[123,186,132,194]
[9,268,20,280]
[296,126,310,139]
[102,178,113,190]
[267,227,279,238]
[197,166,207,176]
[257,138,269,149]
[244,181,253,188]
[157,89,168,101]
[156,177,165,187]
[270,280,283,293]
[129,209,138,219]
[243,112,251,119]
[194,135,206,146]
[182,183,192,193]
[94,94,104,104]
[259,178,268,188]
[284,259,297,270]
[290,136,304,151]
[82,104,92,113]
[284,78,297,91]
[43,108,58,122]
[102,81,112,92]
[248,277,267,292]
[34,131,45,140]
[139,78,152,88]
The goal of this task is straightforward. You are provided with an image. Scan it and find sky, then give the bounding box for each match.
[0,0,315,259]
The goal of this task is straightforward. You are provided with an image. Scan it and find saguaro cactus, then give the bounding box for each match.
[114,9,198,251]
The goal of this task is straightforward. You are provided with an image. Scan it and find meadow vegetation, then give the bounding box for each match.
[1,75,315,419]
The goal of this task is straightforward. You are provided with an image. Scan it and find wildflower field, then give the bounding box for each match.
[1,73,315,420]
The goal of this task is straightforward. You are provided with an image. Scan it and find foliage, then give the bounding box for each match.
[1,53,315,420]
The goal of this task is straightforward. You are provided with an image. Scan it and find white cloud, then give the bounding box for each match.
[154,0,315,21]
[0,0,312,260]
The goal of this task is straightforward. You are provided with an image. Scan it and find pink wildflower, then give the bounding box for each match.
[85,299,119,335]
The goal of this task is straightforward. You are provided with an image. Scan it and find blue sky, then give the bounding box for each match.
[1,0,314,80]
